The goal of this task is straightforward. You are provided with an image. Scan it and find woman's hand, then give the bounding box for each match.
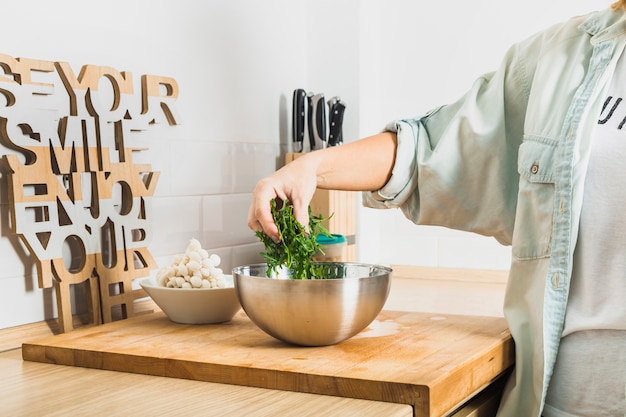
[248,132,398,241]
[247,154,318,241]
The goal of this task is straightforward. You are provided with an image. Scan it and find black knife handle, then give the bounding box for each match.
[327,97,345,146]
[292,89,306,152]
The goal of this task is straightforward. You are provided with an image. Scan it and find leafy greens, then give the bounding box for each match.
[255,199,331,279]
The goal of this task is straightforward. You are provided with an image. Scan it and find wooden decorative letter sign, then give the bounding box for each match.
[0,53,180,332]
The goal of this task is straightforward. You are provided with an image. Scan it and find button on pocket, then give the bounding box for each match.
[513,139,557,260]
[531,163,539,175]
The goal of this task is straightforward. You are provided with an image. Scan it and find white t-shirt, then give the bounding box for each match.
[543,53,626,416]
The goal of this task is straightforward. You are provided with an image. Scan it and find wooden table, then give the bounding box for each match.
[1,267,511,416]
[1,348,414,416]
[20,309,513,417]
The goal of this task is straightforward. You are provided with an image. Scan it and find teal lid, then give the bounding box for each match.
[316,234,346,245]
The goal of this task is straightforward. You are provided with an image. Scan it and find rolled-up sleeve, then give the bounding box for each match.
[362,118,421,209]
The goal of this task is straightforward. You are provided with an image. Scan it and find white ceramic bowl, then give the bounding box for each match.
[140,275,241,324]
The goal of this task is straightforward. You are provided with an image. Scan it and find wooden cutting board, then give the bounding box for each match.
[22,310,514,417]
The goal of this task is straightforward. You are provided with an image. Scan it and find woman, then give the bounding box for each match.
[248,3,626,416]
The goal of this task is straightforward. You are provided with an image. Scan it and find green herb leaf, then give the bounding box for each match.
[255,199,332,279]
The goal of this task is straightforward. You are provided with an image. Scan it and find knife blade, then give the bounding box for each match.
[307,92,326,151]
[292,88,306,152]
[327,97,345,147]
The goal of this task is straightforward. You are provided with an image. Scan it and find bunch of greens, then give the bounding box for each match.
[255,199,331,279]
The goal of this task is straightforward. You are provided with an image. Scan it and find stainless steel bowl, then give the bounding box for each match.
[232,262,392,346]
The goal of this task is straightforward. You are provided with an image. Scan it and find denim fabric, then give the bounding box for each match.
[363,7,626,417]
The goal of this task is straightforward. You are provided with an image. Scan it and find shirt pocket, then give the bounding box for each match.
[512,139,557,260]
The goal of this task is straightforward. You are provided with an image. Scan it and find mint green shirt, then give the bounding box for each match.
[364,8,626,417]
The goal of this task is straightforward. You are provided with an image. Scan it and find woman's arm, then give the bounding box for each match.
[248,131,397,240]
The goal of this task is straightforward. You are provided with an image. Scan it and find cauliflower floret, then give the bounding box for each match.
[155,238,226,289]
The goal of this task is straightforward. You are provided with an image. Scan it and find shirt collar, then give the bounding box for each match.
[580,7,626,43]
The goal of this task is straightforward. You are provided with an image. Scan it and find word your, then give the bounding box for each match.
[0,53,180,331]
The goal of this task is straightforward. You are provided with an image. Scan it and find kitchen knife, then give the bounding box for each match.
[327,97,345,146]
[292,88,306,152]
[307,92,327,151]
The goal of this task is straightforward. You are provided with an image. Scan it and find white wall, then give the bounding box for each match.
[0,0,614,329]
[0,0,314,329]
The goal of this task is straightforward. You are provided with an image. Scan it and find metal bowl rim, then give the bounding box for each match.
[232,262,393,281]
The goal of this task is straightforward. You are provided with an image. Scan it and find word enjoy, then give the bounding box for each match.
[0,52,180,331]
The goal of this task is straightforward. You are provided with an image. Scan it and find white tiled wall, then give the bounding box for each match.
[0,0,306,329]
